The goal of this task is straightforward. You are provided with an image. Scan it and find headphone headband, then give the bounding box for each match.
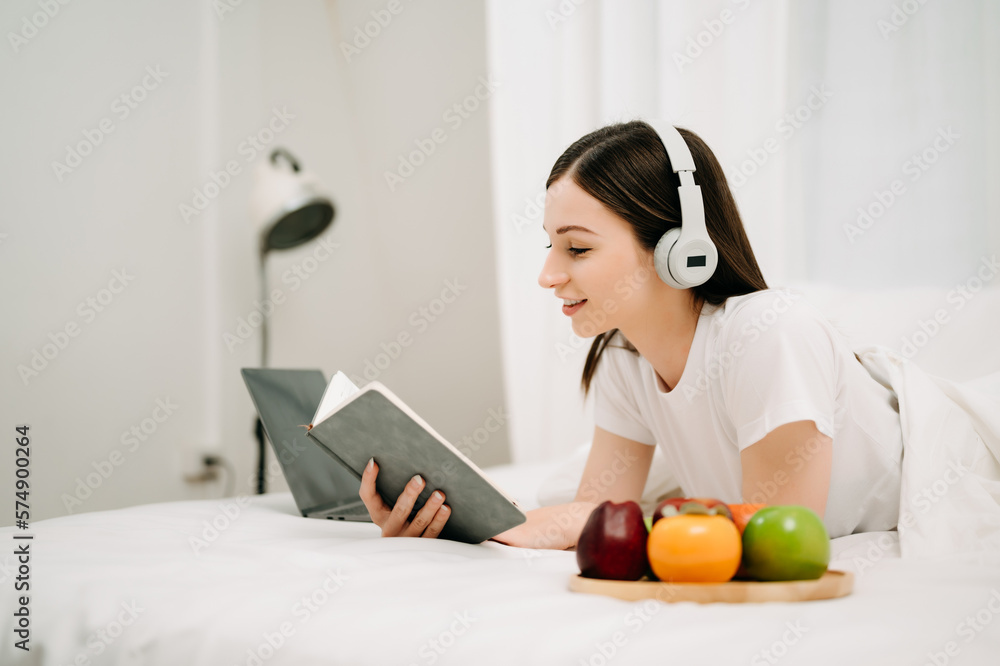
[647,120,697,173]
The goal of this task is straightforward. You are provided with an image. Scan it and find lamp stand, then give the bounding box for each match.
[249,147,335,496]
[254,247,270,494]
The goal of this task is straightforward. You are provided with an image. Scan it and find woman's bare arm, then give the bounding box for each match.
[573,426,656,504]
[492,426,654,549]
[740,420,833,516]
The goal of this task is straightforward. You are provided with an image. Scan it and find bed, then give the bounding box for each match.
[4,284,1000,665]
[3,467,1000,666]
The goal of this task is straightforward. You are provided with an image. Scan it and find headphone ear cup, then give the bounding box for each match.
[653,227,685,289]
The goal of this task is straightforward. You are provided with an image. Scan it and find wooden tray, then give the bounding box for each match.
[569,570,853,604]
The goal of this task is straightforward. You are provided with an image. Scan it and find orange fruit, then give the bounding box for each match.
[727,503,768,534]
[646,514,742,583]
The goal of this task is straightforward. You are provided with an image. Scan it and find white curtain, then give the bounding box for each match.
[486,0,1000,463]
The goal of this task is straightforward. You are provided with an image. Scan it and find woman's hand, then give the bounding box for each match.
[359,458,451,538]
[491,502,597,550]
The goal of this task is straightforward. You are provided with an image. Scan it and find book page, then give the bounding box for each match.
[311,371,360,425]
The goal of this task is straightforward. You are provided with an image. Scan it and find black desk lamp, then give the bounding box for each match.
[251,148,335,493]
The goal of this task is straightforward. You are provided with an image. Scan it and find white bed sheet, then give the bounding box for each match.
[3,468,1000,666]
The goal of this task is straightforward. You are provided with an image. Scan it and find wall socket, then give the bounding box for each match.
[182,448,222,484]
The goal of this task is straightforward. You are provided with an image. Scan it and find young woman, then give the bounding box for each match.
[358,120,904,548]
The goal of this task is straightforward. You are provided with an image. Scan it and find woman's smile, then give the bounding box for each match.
[561,299,587,316]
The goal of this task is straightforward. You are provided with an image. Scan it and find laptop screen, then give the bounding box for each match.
[241,368,363,515]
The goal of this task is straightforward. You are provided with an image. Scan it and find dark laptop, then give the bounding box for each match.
[241,368,371,522]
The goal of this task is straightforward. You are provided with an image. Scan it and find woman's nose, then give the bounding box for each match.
[537,255,568,289]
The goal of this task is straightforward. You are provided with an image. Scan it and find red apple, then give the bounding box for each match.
[576,501,649,581]
[651,497,733,526]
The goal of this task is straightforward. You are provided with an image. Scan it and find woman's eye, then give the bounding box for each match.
[544,242,589,256]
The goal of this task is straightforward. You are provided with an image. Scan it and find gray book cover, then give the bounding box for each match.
[306,382,526,544]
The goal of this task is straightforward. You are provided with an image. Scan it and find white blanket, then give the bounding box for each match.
[856,345,1000,560]
[3,481,1000,666]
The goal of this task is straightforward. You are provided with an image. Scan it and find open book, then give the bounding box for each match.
[304,372,526,544]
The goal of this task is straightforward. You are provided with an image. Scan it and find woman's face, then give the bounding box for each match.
[538,177,659,338]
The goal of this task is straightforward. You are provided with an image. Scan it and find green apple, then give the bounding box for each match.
[741,506,830,581]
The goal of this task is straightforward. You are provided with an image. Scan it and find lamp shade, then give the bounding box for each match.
[251,148,334,251]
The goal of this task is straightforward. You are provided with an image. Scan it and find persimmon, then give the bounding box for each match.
[727,503,768,534]
[646,514,742,583]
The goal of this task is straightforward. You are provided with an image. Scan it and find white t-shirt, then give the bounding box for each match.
[593,288,903,538]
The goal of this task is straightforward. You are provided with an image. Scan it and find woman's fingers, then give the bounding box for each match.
[402,490,448,537]
[358,459,391,526]
[359,461,450,538]
[381,473,425,536]
[420,503,450,539]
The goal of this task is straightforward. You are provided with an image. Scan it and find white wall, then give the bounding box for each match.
[1,0,214,522]
[0,0,508,523]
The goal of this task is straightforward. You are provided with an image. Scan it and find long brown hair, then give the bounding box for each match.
[545,121,768,395]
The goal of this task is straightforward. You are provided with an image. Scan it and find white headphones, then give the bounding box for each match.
[647,121,719,289]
